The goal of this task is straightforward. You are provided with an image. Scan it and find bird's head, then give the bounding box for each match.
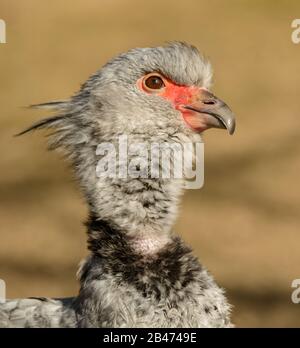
[85,41,235,141]
[20,42,235,148]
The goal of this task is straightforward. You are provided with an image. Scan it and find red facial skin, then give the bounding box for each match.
[137,74,209,132]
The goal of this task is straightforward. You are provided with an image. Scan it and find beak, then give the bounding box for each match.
[183,89,236,135]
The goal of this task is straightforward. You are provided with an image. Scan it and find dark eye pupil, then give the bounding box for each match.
[145,76,164,89]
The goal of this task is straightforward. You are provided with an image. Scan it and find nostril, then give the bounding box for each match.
[203,100,215,105]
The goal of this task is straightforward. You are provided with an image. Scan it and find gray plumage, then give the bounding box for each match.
[1,42,234,328]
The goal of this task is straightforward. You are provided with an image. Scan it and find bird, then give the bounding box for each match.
[0,42,235,328]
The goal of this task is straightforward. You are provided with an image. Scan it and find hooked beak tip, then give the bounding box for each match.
[221,116,236,135]
[183,89,236,136]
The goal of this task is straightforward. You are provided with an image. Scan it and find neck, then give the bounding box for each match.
[85,212,178,256]
[74,144,185,253]
[85,175,183,254]
[70,130,190,254]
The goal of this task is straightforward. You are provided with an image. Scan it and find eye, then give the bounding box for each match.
[143,74,165,91]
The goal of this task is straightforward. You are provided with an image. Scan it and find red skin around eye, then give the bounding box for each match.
[137,75,205,131]
[138,76,199,110]
[160,83,196,107]
[156,81,202,127]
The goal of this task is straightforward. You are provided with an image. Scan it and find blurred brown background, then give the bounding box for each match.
[0,0,300,327]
